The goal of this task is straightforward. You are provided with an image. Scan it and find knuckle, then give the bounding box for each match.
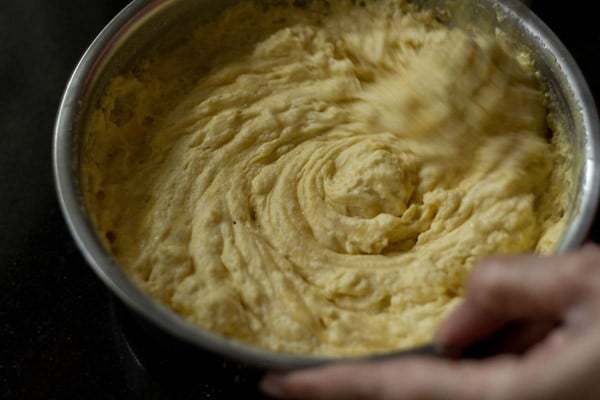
[469,258,503,287]
[557,248,600,295]
[468,258,511,295]
[561,251,596,280]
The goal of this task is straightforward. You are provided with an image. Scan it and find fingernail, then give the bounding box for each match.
[260,372,288,398]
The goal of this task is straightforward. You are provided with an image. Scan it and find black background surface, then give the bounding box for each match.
[1,1,598,399]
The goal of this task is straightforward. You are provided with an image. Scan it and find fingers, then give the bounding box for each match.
[260,246,600,400]
[454,320,557,358]
[261,356,519,400]
[536,328,600,400]
[437,296,506,354]
[438,250,589,350]
[467,253,580,316]
[260,325,600,400]
[259,247,600,400]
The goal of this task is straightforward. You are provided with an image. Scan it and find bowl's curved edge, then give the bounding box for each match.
[52,0,364,371]
[53,0,600,370]
[499,0,600,252]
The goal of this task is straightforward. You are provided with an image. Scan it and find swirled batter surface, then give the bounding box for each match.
[82,0,570,355]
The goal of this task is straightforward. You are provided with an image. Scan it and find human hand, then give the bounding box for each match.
[260,244,600,400]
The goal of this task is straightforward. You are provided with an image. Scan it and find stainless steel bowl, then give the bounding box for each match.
[53,0,600,369]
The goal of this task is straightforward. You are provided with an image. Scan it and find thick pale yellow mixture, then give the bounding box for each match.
[82,0,570,355]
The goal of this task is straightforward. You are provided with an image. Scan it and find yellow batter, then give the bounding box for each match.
[81,0,570,355]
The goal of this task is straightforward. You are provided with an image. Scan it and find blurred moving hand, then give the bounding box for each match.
[261,244,600,400]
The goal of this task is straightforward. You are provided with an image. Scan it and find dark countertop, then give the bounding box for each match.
[1,1,598,399]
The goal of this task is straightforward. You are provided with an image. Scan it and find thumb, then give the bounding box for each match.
[437,248,594,351]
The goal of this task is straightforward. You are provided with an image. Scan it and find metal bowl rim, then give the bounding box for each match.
[53,0,600,370]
